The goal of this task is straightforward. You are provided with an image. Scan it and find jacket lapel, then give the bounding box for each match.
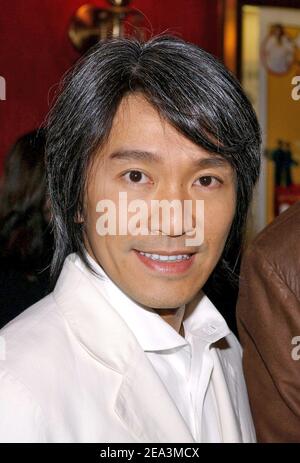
[115,344,195,443]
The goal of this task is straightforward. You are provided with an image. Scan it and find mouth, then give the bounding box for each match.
[133,249,197,275]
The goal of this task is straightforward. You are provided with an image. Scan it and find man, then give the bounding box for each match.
[237,201,300,442]
[0,35,261,442]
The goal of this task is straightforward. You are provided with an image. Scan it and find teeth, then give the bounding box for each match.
[138,251,191,262]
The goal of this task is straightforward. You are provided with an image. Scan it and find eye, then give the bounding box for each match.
[194,176,222,188]
[122,170,150,184]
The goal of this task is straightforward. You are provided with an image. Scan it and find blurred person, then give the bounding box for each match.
[0,129,53,328]
[270,140,299,187]
[263,24,295,75]
[237,201,300,442]
[0,35,261,443]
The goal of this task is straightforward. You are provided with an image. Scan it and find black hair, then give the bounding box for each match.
[46,34,261,290]
[0,129,53,278]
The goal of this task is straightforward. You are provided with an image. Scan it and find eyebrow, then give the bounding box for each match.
[109,149,230,169]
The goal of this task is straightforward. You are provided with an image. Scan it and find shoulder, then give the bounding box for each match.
[242,203,300,286]
[0,292,74,394]
[0,295,62,442]
[0,292,65,356]
[247,202,300,256]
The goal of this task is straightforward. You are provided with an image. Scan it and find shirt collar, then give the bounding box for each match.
[78,252,230,352]
[183,291,231,344]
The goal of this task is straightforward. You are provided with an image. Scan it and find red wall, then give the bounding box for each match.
[0,0,224,171]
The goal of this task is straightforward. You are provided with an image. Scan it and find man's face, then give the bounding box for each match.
[84,93,236,309]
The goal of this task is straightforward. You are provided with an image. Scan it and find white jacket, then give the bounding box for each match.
[0,254,256,443]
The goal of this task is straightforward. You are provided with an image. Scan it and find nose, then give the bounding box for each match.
[149,181,196,237]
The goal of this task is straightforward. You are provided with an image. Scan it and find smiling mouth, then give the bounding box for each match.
[133,249,196,274]
[136,251,194,262]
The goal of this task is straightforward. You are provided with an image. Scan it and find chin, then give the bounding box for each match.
[133,291,193,310]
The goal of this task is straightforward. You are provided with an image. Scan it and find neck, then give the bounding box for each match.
[155,305,186,336]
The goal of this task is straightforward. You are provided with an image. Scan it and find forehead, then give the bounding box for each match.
[106,92,189,151]
[97,92,232,170]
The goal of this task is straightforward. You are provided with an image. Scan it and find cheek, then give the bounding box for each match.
[85,182,119,232]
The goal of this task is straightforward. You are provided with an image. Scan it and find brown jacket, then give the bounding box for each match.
[237,201,300,442]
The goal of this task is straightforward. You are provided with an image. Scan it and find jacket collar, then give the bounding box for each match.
[53,253,138,374]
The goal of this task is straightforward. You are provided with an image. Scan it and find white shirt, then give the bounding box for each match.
[82,253,234,442]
